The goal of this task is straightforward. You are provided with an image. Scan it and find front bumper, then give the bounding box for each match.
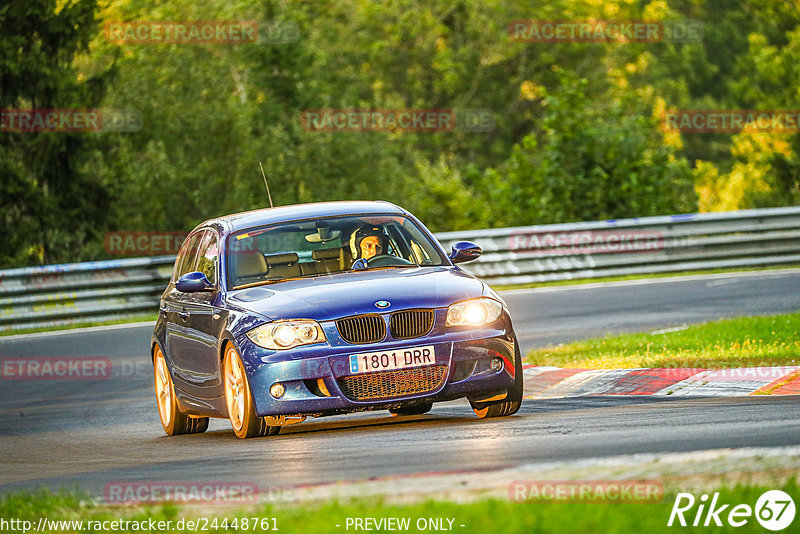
[237,310,517,417]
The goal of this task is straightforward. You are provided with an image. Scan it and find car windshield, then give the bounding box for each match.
[226,214,447,290]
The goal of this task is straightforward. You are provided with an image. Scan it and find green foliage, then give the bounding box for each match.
[485,70,697,226]
[2,0,800,266]
[0,0,113,267]
[713,27,800,209]
[407,155,487,231]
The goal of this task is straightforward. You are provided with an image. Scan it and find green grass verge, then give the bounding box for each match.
[1,481,796,533]
[527,312,800,369]
[492,264,800,291]
[0,314,158,337]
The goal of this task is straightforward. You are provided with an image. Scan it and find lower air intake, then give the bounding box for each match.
[338,365,447,401]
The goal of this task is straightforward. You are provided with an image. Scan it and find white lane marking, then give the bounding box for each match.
[650,324,690,335]
[0,321,156,342]
[498,267,800,296]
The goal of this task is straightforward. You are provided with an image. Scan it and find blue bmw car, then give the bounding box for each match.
[151,201,523,438]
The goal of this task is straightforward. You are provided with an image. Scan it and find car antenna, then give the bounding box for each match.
[258,161,274,208]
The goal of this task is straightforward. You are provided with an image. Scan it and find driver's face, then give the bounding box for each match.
[360,236,381,259]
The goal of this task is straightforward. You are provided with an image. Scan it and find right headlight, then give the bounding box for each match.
[246,320,326,350]
[446,298,503,327]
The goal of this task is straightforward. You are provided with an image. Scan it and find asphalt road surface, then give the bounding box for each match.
[1,269,799,497]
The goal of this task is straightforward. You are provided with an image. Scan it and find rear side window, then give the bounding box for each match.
[172,231,204,281]
[195,230,219,285]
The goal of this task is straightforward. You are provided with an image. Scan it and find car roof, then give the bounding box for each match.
[194,201,408,234]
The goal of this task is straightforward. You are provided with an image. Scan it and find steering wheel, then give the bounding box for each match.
[365,255,415,268]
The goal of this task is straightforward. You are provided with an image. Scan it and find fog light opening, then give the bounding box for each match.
[317,378,331,397]
[270,383,286,398]
[490,357,504,372]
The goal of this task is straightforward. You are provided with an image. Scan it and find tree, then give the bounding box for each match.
[0,0,113,266]
[483,70,697,226]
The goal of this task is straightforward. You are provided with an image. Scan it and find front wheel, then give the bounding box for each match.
[470,340,523,419]
[153,345,208,436]
[223,344,280,439]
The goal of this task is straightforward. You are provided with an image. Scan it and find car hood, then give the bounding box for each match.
[228,266,485,322]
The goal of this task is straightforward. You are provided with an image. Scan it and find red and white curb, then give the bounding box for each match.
[521,365,800,398]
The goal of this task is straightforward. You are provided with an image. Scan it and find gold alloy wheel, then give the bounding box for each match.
[152,344,209,436]
[224,345,246,433]
[153,345,172,428]
[154,345,172,428]
[222,343,277,438]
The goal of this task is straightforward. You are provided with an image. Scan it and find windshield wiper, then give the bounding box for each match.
[232,277,306,290]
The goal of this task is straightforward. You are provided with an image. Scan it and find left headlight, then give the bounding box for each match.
[446,298,503,327]
[246,320,326,350]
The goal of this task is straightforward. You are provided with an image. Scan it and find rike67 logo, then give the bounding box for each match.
[668,490,796,531]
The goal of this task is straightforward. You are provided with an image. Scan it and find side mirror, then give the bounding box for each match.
[175,271,214,293]
[449,241,482,264]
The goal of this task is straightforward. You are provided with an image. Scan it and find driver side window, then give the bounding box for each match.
[195,231,219,285]
[172,231,204,281]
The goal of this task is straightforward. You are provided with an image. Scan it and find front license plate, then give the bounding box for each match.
[349,345,436,374]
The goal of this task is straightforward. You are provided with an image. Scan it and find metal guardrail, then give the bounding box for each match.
[0,256,175,332]
[1,206,799,332]
[437,205,800,286]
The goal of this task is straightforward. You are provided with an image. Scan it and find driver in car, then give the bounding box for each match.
[349,225,389,262]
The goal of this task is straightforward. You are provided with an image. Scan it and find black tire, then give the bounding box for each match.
[223,343,280,438]
[389,402,433,416]
[153,344,209,436]
[470,340,523,419]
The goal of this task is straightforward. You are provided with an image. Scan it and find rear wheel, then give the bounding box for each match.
[223,344,280,438]
[153,345,208,435]
[470,340,523,419]
[389,402,433,416]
